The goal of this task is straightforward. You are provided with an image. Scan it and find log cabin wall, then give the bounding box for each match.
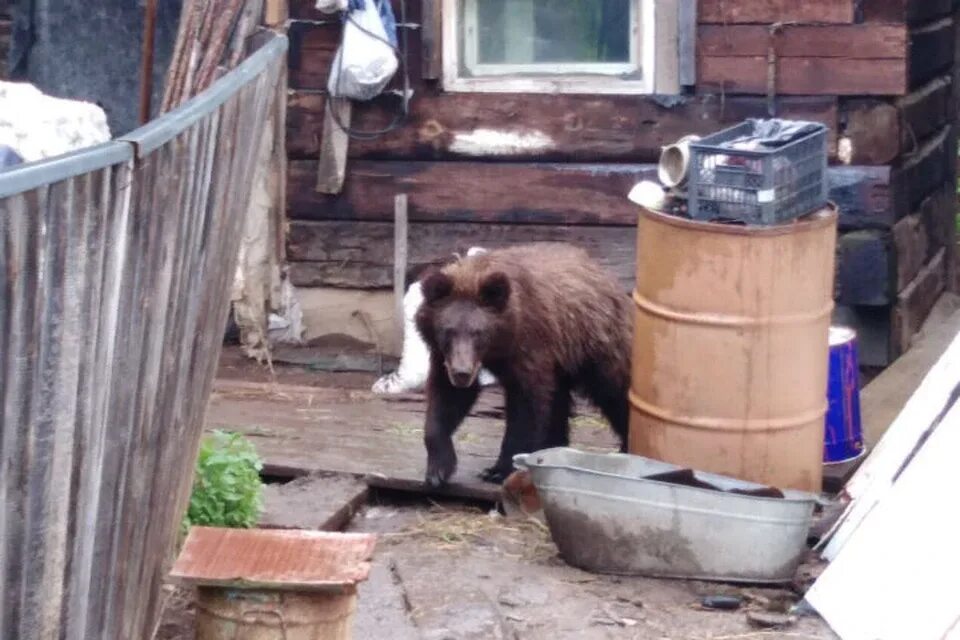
[282,0,960,366]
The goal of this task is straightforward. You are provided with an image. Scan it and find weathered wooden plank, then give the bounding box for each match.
[896,76,952,154]
[287,221,638,290]
[698,24,906,59]
[918,183,956,260]
[909,18,955,90]
[207,381,620,504]
[835,230,895,306]
[289,160,898,230]
[421,0,441,80]
[841,100,901,165]
[893,213,930,291]
[893,125,951,215]
[288,159,657,225]
[0,18,10,79]
[862,0,954,25]
[258,474,369,532]
[314,98,352,194]
[678,0,697,85]
[287,91,839,162]
[893,248,947,353]
[698,0,854,24]
[699,56,907,96]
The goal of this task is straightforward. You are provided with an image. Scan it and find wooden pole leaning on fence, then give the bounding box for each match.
[394,194,409,340]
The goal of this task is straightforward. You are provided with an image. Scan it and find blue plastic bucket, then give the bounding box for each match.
[824,326,864,464]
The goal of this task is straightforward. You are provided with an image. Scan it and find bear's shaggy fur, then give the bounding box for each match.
[415,243,632,487]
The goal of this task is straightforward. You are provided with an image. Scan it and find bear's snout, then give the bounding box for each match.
[445,339,481,388]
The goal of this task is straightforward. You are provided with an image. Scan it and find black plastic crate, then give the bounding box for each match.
[687,119,828,225]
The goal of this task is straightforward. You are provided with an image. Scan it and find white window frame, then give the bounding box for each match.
[441,0,670,95]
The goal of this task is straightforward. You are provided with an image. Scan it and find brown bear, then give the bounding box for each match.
[415,242,632,487]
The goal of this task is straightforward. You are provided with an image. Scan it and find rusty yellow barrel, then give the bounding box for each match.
[629,205,838,492]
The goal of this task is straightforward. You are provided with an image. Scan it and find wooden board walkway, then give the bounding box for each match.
[205,379,620,502]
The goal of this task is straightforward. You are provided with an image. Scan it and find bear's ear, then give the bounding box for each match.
[421,270,454,305]
[479,271,511,312]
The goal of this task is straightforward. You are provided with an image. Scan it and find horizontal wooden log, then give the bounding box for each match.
[699,24,906,59]
[893,248,946,353]
[698,57,907,96]
[895,76,952,154]
[840,100,900,165]
[862,0,954,25]
[290,160,894,228]
[287,91,839,162]
[828,166,896,230]
[909,18,955,90]
[287,221,639,290]
[835,230,895,306]
[698,0,854,24]
[288,160,657,225]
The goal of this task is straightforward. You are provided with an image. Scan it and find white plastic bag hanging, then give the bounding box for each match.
[315,0,347,13]
[327,0,399,101]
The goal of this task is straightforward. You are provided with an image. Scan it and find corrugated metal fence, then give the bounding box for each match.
[0,33,287,640]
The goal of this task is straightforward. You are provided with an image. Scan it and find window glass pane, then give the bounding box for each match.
[473,0,631,65]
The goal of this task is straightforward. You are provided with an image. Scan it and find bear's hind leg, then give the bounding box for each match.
[481,380,555,484]
[544,378,573,449]
[582,366,630,453]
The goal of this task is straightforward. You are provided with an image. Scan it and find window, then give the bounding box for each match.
[441,0,676,94]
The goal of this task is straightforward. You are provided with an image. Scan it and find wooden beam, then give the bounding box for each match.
[678,0,697,86]
[289,160,657,225]
[895,76,952,154]
[287,91,839,162]
[314,98,352,194]
[862,0,953,25]
[287,221,639,290]
[893,212,929,291]
[699,24,906,60]
[263,0,288,28]
[421,0,441,80]
[698,56,907,96]
[393,194,408,337]
[893,125,951,215]
[893,248,947,353]
[294,160,902,231]
[908,18,955,90]
[697,0,855,24]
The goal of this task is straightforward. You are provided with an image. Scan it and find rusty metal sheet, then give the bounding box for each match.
[171,527,377,591]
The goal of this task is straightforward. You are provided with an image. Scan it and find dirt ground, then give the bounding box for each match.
[153,349,841,639]
[156,492,836,640]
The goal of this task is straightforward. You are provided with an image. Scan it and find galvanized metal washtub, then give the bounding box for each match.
[629,205,838,493]
[513,448,819,583]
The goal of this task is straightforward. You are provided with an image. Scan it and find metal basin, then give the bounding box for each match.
[513,448,819,583]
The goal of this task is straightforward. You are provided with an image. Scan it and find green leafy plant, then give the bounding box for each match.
[182,430,264,532]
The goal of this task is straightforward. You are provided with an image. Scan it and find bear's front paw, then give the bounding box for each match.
[478,464,511,484]
[425,451,457,488]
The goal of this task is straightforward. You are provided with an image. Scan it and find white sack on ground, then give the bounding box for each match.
[0,81,111,162]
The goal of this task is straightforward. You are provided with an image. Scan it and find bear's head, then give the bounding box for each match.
[415,268,512,388]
